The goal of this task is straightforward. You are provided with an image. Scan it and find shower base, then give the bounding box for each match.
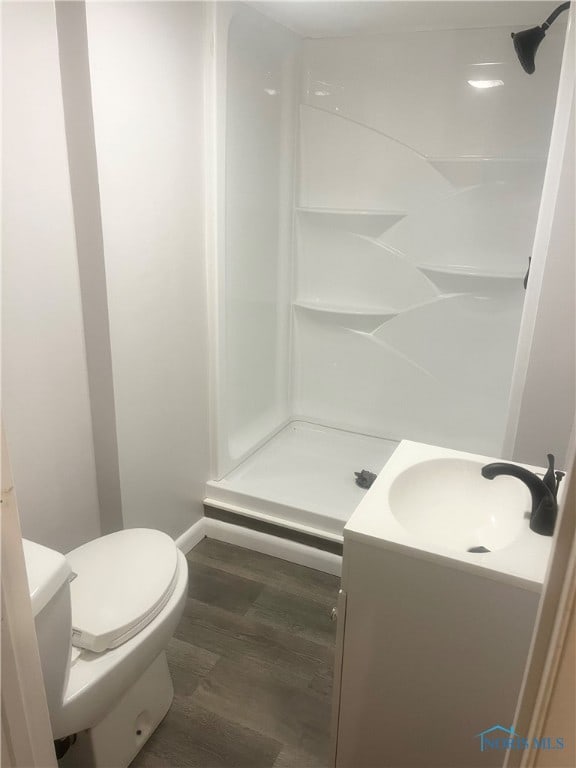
[205,421,398,540]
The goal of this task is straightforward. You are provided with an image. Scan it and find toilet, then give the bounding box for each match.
[23,528,189,768]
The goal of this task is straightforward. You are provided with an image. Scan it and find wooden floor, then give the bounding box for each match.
[131,538,341,768]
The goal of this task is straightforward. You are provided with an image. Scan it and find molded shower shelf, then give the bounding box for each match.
[297,207,406,216]
[295,301,397,320]
[416,263,525,280]
[296,207,406,236]
[428,157,547,186]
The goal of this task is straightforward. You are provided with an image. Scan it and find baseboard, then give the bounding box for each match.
[174,512,343,576]
[203,518,342,576]
[174,517,206,554]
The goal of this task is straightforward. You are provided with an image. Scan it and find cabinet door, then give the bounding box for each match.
[329,588,347,768]
[335,541,539,768]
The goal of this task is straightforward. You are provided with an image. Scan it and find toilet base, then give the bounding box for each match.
[59,652,174,768]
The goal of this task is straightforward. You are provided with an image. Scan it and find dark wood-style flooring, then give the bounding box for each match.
[130,538,340,768]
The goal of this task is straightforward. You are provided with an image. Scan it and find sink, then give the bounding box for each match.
[388,457,531,552]
[344,440,556,590]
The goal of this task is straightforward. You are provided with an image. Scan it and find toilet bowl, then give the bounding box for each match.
[23,528,189,768]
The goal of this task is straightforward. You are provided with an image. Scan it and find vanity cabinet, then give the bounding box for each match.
[330,535,541,768]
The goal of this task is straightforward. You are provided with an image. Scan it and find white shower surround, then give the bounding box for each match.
[212,3,300,478]
[207,2,563,539]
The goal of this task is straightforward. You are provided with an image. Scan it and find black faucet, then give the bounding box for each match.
[481,454,564,537]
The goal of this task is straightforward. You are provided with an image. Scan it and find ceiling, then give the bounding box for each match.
[247,1,564,38]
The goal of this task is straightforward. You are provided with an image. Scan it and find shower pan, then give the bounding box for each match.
[205,1,566,543]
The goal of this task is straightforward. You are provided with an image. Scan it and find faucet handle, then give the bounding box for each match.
[555,471,565,493]
[543,454,557,498]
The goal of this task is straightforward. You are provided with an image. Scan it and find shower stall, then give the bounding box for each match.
[205,1,565,541]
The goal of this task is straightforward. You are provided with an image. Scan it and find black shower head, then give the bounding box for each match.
[511,1,570,74]
[511,26,546,74]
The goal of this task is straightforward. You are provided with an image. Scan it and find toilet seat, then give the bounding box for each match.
[67,529,180,653]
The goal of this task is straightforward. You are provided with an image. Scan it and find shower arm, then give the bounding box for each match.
[542,2,571,31]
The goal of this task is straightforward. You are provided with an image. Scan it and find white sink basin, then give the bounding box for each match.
[388,457,531,552]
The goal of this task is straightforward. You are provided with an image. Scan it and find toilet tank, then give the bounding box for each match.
[23,539,73,727]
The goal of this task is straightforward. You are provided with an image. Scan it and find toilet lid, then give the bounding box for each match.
[66,528,180,653]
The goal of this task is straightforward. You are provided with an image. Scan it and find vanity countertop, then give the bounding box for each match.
[345,440,561,592]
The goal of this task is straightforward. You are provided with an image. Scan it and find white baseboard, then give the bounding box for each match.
[174,514,343,576]
[203,518,342,576]
[174,517,206,554]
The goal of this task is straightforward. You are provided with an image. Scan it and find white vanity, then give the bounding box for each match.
[330,441,555,768]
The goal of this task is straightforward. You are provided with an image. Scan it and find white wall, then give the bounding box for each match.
[55,0,123,535]
[2,0,101,552]
[85,1,210,537]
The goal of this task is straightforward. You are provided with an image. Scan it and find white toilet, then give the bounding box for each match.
[23,528,189,768]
